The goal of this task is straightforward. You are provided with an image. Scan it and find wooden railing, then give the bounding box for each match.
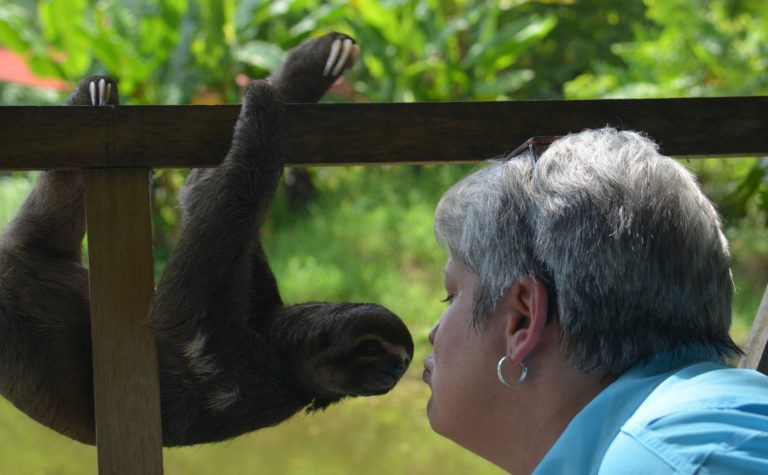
[1,97,767,474]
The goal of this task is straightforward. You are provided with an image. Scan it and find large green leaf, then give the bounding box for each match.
[233,40,286,71]
[0,6,30,51]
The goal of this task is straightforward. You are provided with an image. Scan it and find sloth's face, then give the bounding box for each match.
[317,333,413,396]
[281,302,414,399]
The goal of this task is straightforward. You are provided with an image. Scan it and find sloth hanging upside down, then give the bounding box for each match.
[0,33,413,447]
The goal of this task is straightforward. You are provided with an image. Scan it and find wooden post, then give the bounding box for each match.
[85,168,163,474]
[739,283,768,375]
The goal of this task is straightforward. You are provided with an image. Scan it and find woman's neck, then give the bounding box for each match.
[493,332,616,473]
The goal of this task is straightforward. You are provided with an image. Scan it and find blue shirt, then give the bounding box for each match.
[533,348,768,474]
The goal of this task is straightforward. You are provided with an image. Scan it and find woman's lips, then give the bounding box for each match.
[422,357,434,384]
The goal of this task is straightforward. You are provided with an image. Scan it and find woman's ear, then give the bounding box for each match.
[499,276,549,364]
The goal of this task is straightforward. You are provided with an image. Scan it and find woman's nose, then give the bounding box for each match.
[428,318,441,346]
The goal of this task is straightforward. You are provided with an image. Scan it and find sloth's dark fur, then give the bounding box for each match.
[0,33,413,447]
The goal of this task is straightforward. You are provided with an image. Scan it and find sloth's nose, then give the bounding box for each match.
[391,357,410,376]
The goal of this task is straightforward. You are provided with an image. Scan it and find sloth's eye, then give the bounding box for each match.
[357,339,385,356]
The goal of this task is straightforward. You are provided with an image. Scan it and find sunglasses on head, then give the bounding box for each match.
[509,136,560,167]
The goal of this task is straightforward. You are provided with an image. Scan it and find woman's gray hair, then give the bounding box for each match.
[435,127,741,375]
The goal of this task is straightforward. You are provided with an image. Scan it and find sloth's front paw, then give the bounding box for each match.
[269,32,360,103]
[66,75,119,106]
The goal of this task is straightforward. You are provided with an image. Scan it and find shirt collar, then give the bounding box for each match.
[532,347,720,475]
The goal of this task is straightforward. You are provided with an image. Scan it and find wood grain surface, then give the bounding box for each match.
[0,96,766,170]
[84,168,163,474]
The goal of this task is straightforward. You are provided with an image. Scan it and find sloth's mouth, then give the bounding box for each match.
[357,385,392,396]
[377,367,401,379]
[355,370,400,395]
[341,356,411,396]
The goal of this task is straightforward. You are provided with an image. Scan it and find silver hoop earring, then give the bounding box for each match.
[497,356,528,388]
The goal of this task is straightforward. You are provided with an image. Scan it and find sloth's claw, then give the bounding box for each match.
[85,78,115,106]
[98,78,106,105]
[268,33,358,103]
[323,38,342,77]
[323,38,357,77]
[89,81,97,106]
[332,38,354,76]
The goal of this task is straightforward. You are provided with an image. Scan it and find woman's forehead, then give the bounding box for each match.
[444,256,474,280]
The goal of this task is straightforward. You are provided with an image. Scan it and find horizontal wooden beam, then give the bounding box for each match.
[0,96,766,170]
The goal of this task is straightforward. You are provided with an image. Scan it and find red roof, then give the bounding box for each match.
[0,49,69,90]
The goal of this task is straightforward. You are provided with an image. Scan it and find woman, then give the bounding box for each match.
[423,128,768,474]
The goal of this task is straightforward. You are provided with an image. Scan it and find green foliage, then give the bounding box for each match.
[0,383,505,474]
[0,82,64,104]
[266,164,475,338]
[0,0,562,103]
[566,0,768,99]
[561,0,768,282]
[510,0,650,99]
[342,0,559,101]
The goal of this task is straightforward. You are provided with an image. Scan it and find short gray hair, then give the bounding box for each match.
[435,127,741,374]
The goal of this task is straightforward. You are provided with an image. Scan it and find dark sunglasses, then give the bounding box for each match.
[509,136,560,167]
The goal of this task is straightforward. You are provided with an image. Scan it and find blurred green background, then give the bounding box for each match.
[0,0,766,473]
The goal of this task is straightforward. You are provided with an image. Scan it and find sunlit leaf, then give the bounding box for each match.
[27,55,65,80]
[475,69,535,98]
[351,0,399,42]
[233,40,286,71]
[0,6,30,51]
[289,4,347,38]
[464,15,557,70]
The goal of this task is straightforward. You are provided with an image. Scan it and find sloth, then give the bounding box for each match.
[0,33,413,447]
